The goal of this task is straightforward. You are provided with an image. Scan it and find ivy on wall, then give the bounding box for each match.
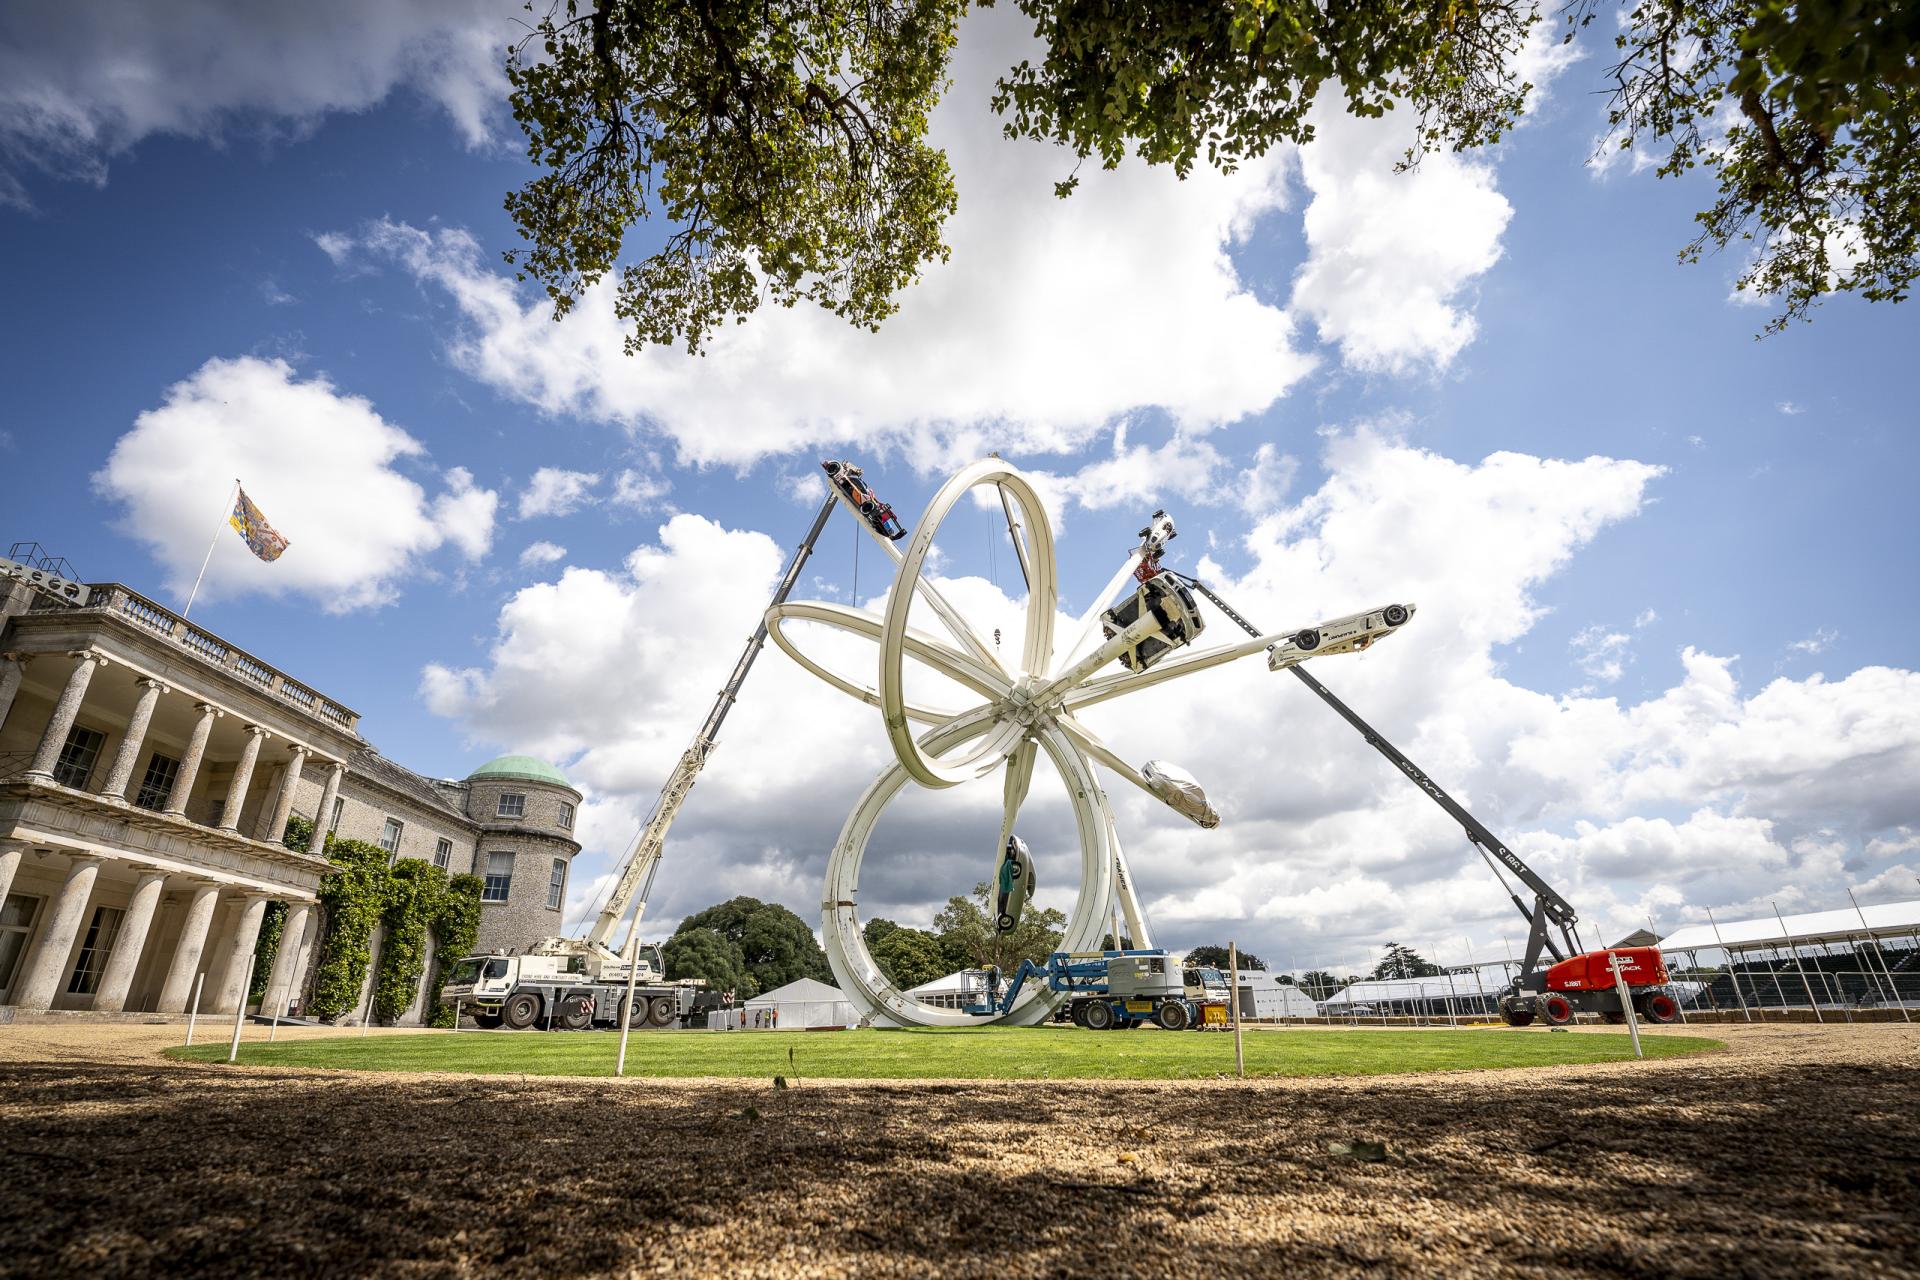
[427,875,483,1028]
[249,901,286,1004]
[306,837,392,1020]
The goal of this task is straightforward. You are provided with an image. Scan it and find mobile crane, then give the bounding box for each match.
[444,462,905,1030]
[1168,570,1678,1027]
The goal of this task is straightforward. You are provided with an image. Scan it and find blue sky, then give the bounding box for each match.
[4,4,1916,972]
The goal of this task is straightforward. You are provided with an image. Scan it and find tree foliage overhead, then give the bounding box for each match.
[509,0,1916,351]
[675,896,832,994]
[505,0,963,354]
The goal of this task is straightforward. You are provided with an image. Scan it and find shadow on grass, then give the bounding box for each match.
[1,1053,1914,1276]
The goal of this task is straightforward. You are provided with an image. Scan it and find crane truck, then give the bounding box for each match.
[443,463,907,1030]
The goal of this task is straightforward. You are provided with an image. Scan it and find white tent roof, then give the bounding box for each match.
[1657,898,1920,952]
[745,976,846,1006]
[1321,971,1509,1005]
[906,970,988,996]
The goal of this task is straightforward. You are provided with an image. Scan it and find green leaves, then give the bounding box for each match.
[673,895,833,995]
[505,0,964,353]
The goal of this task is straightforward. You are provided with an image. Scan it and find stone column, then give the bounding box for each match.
[307,761,345,855]
[0,651,32,735]
[23,651,107,782]
[156,883,221,1014]
[98,677,168,802]
[261,746,308,843]
[11,855,104,1011]
[261,901,314,1016]
[92,870,167,1013]
[218,725,268,833]
[162,702,222,817]
[0,841,22,913]
[212,894,271,1014]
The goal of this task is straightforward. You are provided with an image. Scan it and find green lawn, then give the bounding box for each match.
[168,1025,1717,1080]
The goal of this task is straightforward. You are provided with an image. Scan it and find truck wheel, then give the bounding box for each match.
[616,995,647,1028]
[647,996,676,1027]
[472,1013,503,1030]
[1541,994,1574,1026]
[1641,992,1680,1024]
[1083,1001,1115,1031]
[559,994,595,1030]
[501,992,541,1030]
[1156,1001,1191,1031]
[1070,1002,1089,1028]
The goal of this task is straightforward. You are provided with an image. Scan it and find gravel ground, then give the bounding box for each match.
[2,1021,1915,1278]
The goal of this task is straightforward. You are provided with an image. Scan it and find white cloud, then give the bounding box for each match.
[1788,627,1838,656]
[1571,624,1633,684]
[518,540,566,569]
[1289,105,1514,373]
[1236,444,1300,517]
[516,468,601,521]
[93,356,495,612]
[1777,400,1805,416]
[0,1,518,205]
[610,467,671,512]
[318,5,1313,476]
[1634,608,1658,628]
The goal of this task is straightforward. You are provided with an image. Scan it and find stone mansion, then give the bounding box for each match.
[0,550,581,1023]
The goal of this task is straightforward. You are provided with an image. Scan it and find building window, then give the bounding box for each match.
[133,752,180,810]
[558,801,575,830]
[379,818,404,856]
[329,795,344,833]
[52,725,106,789]
[0,895,42,997]
[497,793,526,818]
[547,858,567,910]
[482,852,513,903]
[66,906,124,995]
[434,838,453,870]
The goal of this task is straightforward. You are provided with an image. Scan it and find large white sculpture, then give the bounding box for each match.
[768,458,1410,1026]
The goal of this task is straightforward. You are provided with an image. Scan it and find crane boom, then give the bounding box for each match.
[1174,573,1581,976]
[583,490,840,957]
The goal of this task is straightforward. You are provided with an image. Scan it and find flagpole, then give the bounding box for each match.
[183,478,239,618]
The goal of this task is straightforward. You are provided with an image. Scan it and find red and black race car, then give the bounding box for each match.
[822,459,907,540]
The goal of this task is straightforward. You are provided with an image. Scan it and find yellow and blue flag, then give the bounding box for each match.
[229,486,289,562]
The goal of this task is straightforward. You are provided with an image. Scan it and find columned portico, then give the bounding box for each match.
[309,761,344,853]
[23,650,106,782]
[263,745,309,845]
[0,651,31,732]
[155,883,222,1013]
[98,676,167,802]
[163,701,221,817]
[91,869,167,1012]
[212,893,272,1014]
[0,840,21,911]
[219,724,268,833]
[11,854,103,1010]
[262,900,314,1015]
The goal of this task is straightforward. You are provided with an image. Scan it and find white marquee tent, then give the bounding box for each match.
[739,977,859,1030]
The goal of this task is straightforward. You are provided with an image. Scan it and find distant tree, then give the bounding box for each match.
[663,926,751,997]
[1299,970,1345,1000]
[1184,945,1266,971]
[934,882,1065,974]
[1099,932,1135,951]
[676,896,832,993]
[863,917,902,949]
[871,927,949,991]
[1371,942,1443,981]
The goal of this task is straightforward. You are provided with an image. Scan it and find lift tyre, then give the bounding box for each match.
[472,1013,504,1030]
[501,992,542,1030]
[1641,992,1680,1024]
[1084,1001,1115,1031]
[1156,1001,1190,1032]
[1540,994,1574,1026]
[1070,1002,1089,1028]
[1500,1008,1533,1026]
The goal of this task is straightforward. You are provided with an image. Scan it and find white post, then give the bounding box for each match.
[1772,902,1824,1023]
[1847,887,1911,1023]
[1609,953,1643,1059]
[1228,941,1244,1079]
[184,972,205,1046]
[453,999,462,1033]
[227,953,256,1063]
[1705,906,1753,1022]
[616,934,644,1077]
[183,479,240,617]
[1443,967,1460,1027]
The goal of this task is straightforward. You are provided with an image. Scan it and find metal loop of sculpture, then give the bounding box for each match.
[768,458,1399,1027]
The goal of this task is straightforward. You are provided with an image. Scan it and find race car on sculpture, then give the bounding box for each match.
[822,459,906,540]
[994,835,1035,933]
